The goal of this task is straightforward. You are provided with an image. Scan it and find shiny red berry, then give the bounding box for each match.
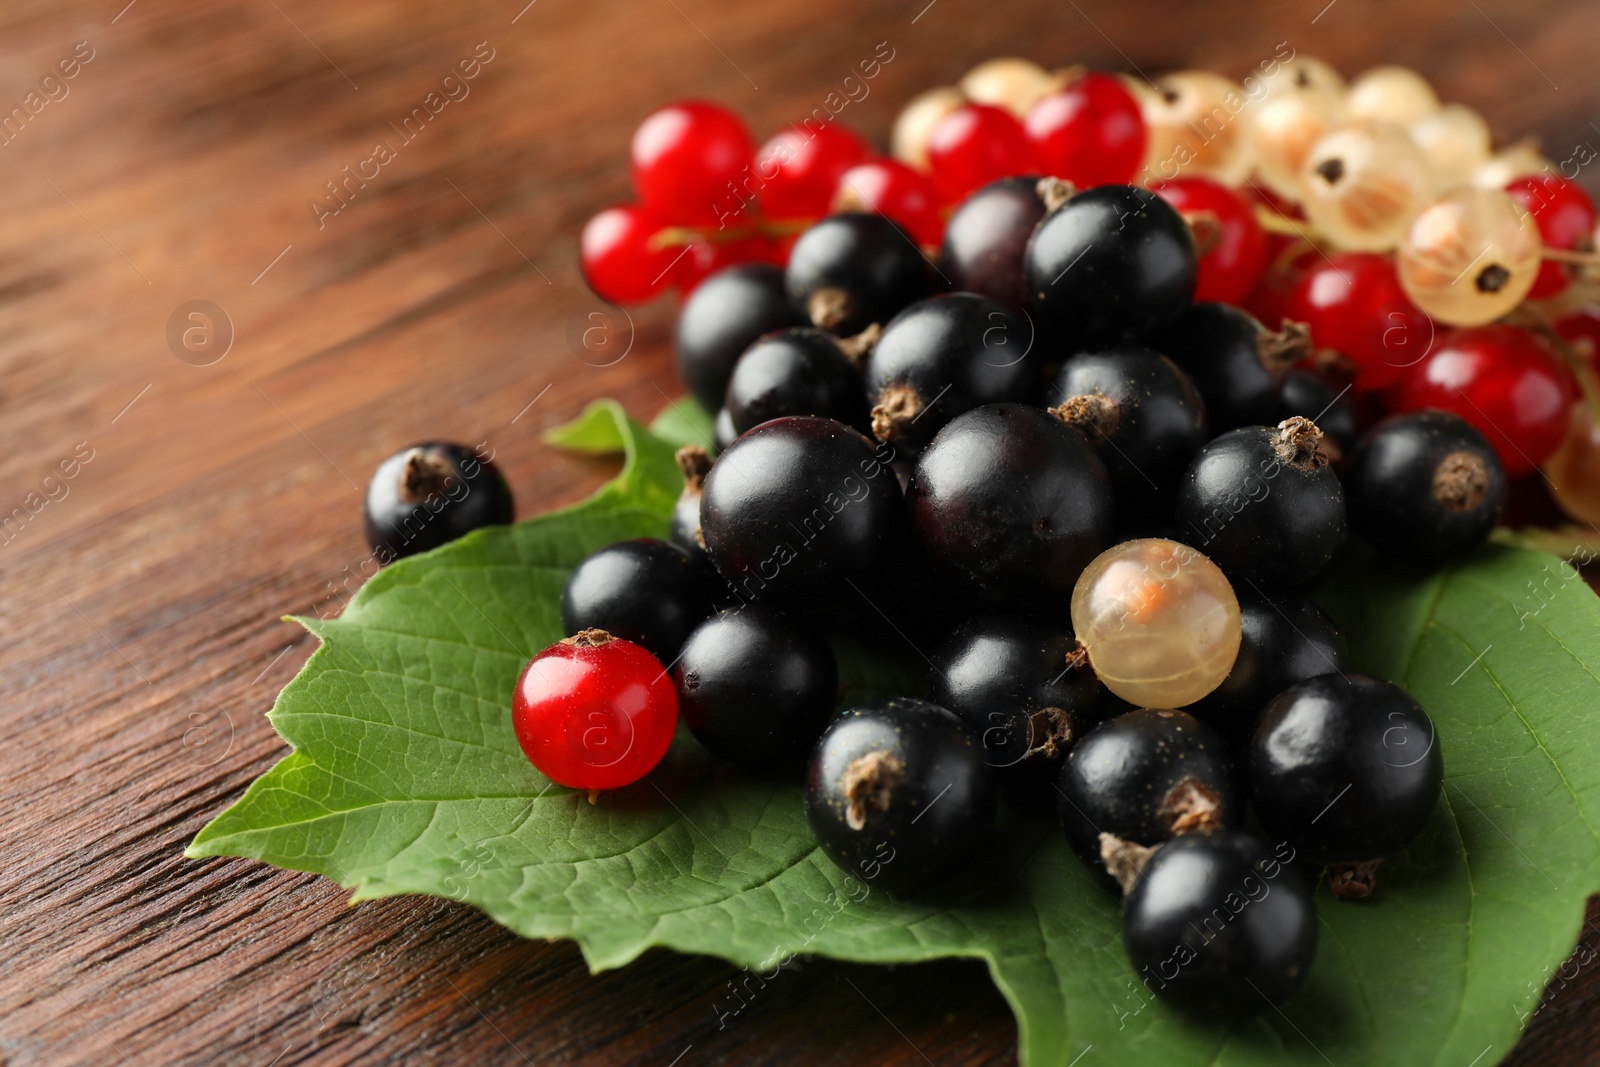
[926,103,1038,204]
[631,100,755,226]
[1505,174,1597,298]
[1151,176,1267,304]
[831,158,944,247]
[1397,324,1576,474]
[580,204,677,305]
[511,630,678,791]
[1287,252,1433,393]
[755,123,870,219]
[1554,308,1600,360]
[1024,72,1146,187]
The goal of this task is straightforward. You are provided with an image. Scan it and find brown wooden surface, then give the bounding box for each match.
[4,0,1600,1064]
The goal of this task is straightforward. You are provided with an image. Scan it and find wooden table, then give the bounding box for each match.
[4,0,1599,1063]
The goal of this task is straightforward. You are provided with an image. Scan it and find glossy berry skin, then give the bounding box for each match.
[908,404,1114,612]
[1052,347,1208,517]
[929,614,1104,792]
[865,294,1041,453]
[1251,673,1443,866]
[1505,174,1598,298]
[786,213,930,336]
[1188,592,1346,740]
[939,176,1048,306]
[1150,177,1268,305]
[1279,369,1361,462]
[1162,303,1301,434]
[700,416,903,609]
[712,407,738,454]
[832,158,944,248]
[676,263,806,413]
[1397,325,1575,475]
[364,443,514,563]
[1057,709,1239,864]
[631,100,755,226]
[925,103,1039,204]
[580,204,677,306]
[1286,252,1433,394]
[1025,184,1197,354]
[512,633,678,791]
[674,606,838,768]
[804,698,998,893]
[1176,419,1347,591]
[1025,72,1146,188]
[1347,411,1507,564]
[725,328,870,435]
[1122,831,1317,1017]
[754,123,870,220]
[561,539,714,663]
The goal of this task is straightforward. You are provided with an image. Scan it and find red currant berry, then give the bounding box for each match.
[1554,308,1600,361]
[631,100,755,227]
[755,123,870,220]
[1287,252,1432,393]
[1239,236,1318,330]
[925,103,1038,204]
[580,204,677,305]
[1505,174,1597,298]
[1024,72,1146,187]
[1150,177,1267,305]
[511,630,678,791]
[831,158,944,247]
[1397,324,1577,474]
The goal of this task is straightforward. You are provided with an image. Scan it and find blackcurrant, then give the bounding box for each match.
[561,539,714,663]
[670,445,711,561]
[939,176,1047,307]
[785,213,931,336]
[908,404,1114,612]
[1119,830,1317,1017]
[676,263,806,413]
[804,697,998,893]
[1175,417,1347,591]
[712,407,738,454]
[929,613,1104,793]
[700,416,904,610]
[1055,709,1239,865]
[1051,346,1208,517]
[725,327,871,435]
[1250,673,1443,896]
[1157,303,1304,432]
[865,294,1041,453]
[363,442,514,563]
[1188,591,1346,740]
[1024,183,1197,353]
[1280,368,1361,463]
[674,606,838,768]
[1346,410,1507,564]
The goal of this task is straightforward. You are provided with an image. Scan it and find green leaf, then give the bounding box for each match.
[648,395,716,451]
[191,403,1600,1067]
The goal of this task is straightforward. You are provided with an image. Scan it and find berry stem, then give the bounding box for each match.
[1099,832,1156,894]
[652,217,814,250]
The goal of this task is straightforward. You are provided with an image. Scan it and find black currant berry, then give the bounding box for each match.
[1118,830,1317,1017]
[1280,368,1361,462]
[363,442,514,563]
[865,293,1041,453]
[712,407,738,454]
[1056,709,1239,864]
[1052,347,1208,517]
[1176,417,1347,591]
[929,614,1104,793]
[1158,303,1305,432]
[561,538,714,663]
[1347,411,1507,565]
[674,605,838,768]
[725,327,871,436]
[908,404,1114,611]
[676,263,806,413]
[804,697,997,893]
[700,416,904,609]
[940,176,1047,306]
[1025,182,1196,352]
[1250,673,1443,896]
[786,213,930,336]
[1188,591,1346,740]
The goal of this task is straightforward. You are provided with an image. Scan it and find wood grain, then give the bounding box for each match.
[2,0,1598,1063]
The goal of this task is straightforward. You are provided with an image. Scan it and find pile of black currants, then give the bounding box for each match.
[369,177,1507,1021]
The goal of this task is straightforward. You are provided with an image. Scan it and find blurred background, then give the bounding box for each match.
[3,0,1598,1063]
